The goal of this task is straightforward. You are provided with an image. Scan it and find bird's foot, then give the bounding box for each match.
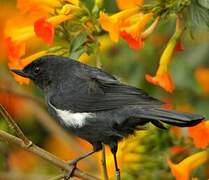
[115,169,121,180]
[64,160,77,180]
[25,140,33,148]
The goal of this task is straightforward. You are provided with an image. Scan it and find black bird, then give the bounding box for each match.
[11,55,204,179]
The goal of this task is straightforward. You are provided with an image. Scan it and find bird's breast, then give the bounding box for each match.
[55,108,94,128]
[48,100,95,128]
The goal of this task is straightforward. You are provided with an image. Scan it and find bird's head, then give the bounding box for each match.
[11,55,74,90]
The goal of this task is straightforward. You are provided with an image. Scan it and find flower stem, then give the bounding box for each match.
[101,144,109,180]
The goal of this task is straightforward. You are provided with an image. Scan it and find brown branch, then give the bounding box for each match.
[0,104,99,179]
[0,130,99,180]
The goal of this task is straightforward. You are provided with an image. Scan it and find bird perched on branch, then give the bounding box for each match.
[11,55,204,179]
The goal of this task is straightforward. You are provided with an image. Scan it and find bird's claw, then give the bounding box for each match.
[64,160,78,180]
[115,170,121,180]
[25,140,33,148]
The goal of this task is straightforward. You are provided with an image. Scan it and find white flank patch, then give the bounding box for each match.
[48,101,94,128]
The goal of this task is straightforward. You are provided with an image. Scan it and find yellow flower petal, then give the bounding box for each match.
[99,8,139,42]
[116,0,144,10]
[146,16,183,92]
[167,151,209,180]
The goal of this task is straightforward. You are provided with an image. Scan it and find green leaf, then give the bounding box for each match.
[70,32,87,52]
[0,118,9,131]
[187,0,209,29]
[80,0,95,11]
[69,32,88,59]
[198,0,209,9]
[70,48,86,59]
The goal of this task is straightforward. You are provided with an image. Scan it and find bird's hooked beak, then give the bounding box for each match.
[10,69,33,79]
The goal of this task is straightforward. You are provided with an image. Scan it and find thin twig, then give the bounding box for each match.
[0,130,99,180]
[94,38,109,180]
[0,104,32,146]
[101,144,109,180]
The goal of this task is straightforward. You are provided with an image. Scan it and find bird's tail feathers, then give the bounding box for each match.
[138,108,204,128]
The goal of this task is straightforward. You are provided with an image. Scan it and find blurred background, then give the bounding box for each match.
[0,0,209,179]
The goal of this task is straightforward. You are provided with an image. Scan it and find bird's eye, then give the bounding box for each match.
[34,67,40,74]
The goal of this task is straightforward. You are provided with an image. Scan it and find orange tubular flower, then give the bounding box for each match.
[145,17,183,93]
[167,151,209,180]
[145,72,175,93]
[5,14,73,58]
[100,6,158,49]
[99,7,139,42]
[116,0,143,10]
[120,13,153,49]
[145,43,175,92]
[34,17,54,45]
[188,121,209,149]
[35,14,73,44]
[6,14,73,45]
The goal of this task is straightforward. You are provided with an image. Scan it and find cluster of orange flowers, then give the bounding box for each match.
[99,0,185,93]
[4,0,79,84]
[5,0,182,93]
[166,121,209,180]
[99,4,209,179]
[167,150,209,180]
[166,103,209,180]
[5,0,184,93]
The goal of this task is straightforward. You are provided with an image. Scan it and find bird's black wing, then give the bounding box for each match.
[50,64,164,112]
